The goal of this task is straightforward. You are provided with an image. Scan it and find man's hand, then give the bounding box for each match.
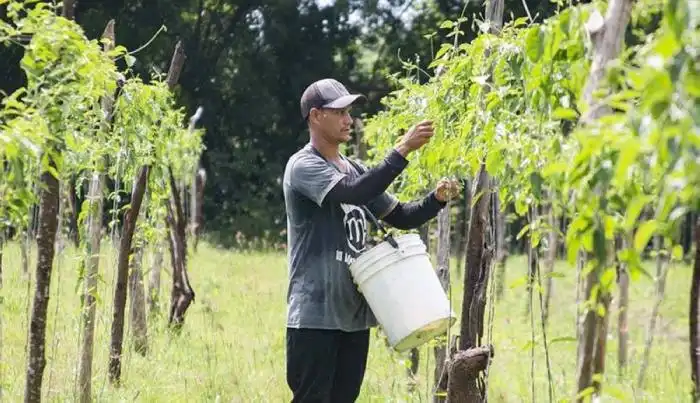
[435,178,461,202]
[394,120,434,157]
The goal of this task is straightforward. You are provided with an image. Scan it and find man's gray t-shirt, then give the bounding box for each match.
[283,144,399,332]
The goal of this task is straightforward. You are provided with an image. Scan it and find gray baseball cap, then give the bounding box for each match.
[300,78,366,120]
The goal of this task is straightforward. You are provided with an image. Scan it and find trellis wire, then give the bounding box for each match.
[482,183,499,401]
[99,135,128,400]
[45,180,67,401]
[535,207,555,402]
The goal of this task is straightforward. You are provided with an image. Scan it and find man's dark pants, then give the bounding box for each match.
[286,327,370,402]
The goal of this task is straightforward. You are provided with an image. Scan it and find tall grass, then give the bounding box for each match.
[0,240,690,402]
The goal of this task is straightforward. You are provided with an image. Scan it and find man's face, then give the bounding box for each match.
[309,106,354,144]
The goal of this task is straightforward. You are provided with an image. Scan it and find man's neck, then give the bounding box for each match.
[309,133,341,162]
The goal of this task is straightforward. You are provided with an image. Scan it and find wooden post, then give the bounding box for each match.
[575,0,634,399]
[108,166,150,385]
[638,235,671,386]
[77,20,116,402]
[543,196,558,325]
[166,67,197,327]
[353,117,367,160]
[108,40,187,384]
[433,206,451,402]
[448,0,503,398]
[454,177,470,278]
[690,217,700,401]
[147,235,165,317]
[494,191,507,301]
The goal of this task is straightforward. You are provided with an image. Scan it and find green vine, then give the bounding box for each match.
[363,0,698,284]
[0,0,204,252]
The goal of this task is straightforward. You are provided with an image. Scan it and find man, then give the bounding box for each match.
[283,78,459,402]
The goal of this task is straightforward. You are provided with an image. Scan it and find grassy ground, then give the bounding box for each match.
[0,239,692,402]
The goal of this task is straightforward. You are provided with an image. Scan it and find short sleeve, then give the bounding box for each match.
[367,192,399,219]
[289,154,346,206]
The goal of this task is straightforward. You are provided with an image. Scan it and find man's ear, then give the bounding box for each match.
[308,107,321,124]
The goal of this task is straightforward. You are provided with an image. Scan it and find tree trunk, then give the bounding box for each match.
[0,231,3,400]
[543,201,558,325]
[128,185,150,355]
[638,235,670,386]
[447,346,494,402]
[67,176,80,248]
[77,20,115,402]
[526,205,540,402]
[24,168,60,403]
[454,178,470,279]
[55,182,66,256]
[689,212,697,262]
[617,237,629,376]
[407,225,430,390]
[353,117,367,160]
[21,229,30,277]
[77,173,106,403]
[525,206,539,318]
[451,7,504,399]
[575,253,599,401]
[494,193,507,301]
[593,292,612,395]
[690,218,700,402]
[0,231,4,288]
[128,245,148,355]
[61,0,75,19]
[187,106,204,252]
[166,169,195,329]
[148,238,164,318]
[434,207,451,403]
[580,0,634,123]
[575,250,585,361]
[460,166,493,351]
[162,42,194,329]
[453,165,494,401]
[191,166,206,252]
[108,166,150,385]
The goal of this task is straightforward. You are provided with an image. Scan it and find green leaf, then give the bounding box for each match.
[634,220,658,253]
[624,195,651,230]
[614,140,640,184]
[509,274,531,290]
[434,44,453,60]
[672,245,683,260]
[552,107,578,120]
[529,172,543,199]
[520,340,536,351]
[593,227,607,264]
[516,224,530,240]
[544,271,566,279]
[600,266,616,289]
[525,26,544,63]
[550,336,576,344]
[125,54,136,68]
[440,20,454,29]
[596,301,607,317]
[486,147,504,173]
[567,239,580,266]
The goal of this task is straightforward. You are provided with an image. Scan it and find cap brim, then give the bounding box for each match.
[323,94,366,109]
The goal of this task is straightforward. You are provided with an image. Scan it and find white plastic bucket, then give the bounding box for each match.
[349,233,456,352]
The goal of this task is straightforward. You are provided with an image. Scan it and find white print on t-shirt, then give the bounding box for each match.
[340,203,367,254]
[335,250,357,265]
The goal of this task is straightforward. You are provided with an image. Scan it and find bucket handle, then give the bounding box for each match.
[361,206,399,249]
